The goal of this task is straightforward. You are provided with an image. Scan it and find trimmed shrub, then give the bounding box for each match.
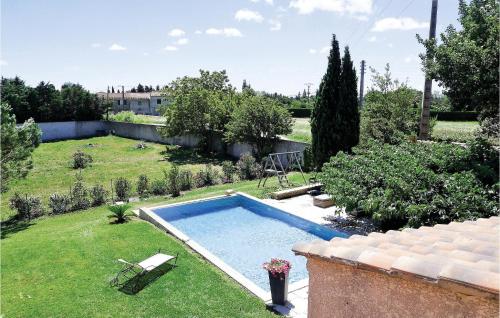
[114,177,131,202]
[9,193,45,220]
[71,174,90,210]
[221,161,236,183]
[236,153,259,180]
[179,170,193,191]
[320,139,499,230]
[194,164,221,188]
[90,184,108,206]
[302,145,314,172]
[49,193,72,214]
[72,150,93,169]
[150,179,167,195]
[137,175,150,198]
[165,165,181,197]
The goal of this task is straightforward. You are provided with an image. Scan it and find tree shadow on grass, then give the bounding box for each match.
[1,217,34,239]
[117,264,176,295]
[159,146,232,166]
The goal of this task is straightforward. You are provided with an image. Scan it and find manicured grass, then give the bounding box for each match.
[284,118,311,143]
[431,120,479,143]
[1,205,277,317]
[285,119,484,145]
[1,170,309,317]
[1,135,229,221]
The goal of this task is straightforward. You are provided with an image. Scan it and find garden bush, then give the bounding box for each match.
[165,165,181,197]
[9,193,45,220]
[302,145,314,172]
[221,161,236,183]
[194,164,221,188]
[150,179,167,195]
[72,150,93,169]
[90,184,108,206]
[236,153,259,180]
[320,139,499,230]
[114,177,131,202]
[137,175,149,198]
[179,170,193,191]
[48,193,71,214]
[71,174,90,210]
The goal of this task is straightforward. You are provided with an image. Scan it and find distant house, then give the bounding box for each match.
[96,91,166,115]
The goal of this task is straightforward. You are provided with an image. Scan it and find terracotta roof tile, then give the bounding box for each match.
[292,216,500,297]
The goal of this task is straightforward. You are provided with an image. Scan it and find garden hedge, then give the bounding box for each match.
[288,108,312,118]
[430,111,479,121]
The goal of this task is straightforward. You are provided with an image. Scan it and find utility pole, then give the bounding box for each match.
[359,60,366,108]
[304,82,313,103]
[418,0,438,140]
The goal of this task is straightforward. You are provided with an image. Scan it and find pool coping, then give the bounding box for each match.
[139,192,314,302]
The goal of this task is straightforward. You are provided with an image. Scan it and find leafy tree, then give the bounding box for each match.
[130,87,137,93]
[156,85,160,91]
[360,64,422,144]
[224,94,293,158]
[61,83,103,121]
[311,35,359,168]
[418,0,498,119]
[32,81,63,122]
[0,77,32,123]
[159,70,236,151]
[1,102,41,192]
[137,83,145,92]
[111,86,115,93]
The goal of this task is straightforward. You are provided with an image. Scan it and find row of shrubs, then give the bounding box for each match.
[9,153,262,220]
[320,137,499,231]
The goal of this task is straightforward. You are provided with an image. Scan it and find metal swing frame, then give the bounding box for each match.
[258,151,306,188]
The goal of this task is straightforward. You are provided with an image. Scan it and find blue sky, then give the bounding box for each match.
[1,0,459,95]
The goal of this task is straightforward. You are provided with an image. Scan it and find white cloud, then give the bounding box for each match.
[143,52,149,56]
[164,45,178,51]
[168,28,185,37]
[309,48,317,54]
[269,19,282,31]
[371,17,429,32]
[290,0,372,15]
[175,38,189,45]
[404,55,418,63]
[355,15,369,21]
[195,30,202,34]
[109,43,126,51]
[320,46,330,54]
[0,59,8,66]
[368,35,376,42]
[205,28,243,37]
[91,43,101,48]
[388,43,394,48]
[235,9,264,22]
[249,0,273,4]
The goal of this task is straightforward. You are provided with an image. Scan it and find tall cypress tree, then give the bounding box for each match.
[311,34,342,168]
[339,46,360,152]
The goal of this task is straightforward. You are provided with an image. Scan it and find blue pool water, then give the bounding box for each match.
[152,195,348,291]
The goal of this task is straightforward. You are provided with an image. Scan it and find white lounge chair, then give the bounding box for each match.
[110,249,178,288]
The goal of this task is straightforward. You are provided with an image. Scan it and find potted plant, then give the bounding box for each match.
[263,258,291,305]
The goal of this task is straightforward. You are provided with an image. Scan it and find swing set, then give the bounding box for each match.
[258,151,307,188]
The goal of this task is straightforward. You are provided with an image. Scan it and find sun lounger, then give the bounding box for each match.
[110,249,178,288]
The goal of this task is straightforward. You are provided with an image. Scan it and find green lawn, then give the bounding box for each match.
[431,120,479,143]
[284,118,483,145]
[284,118,311,143]
[1,204,277,317]
[1,134,311,317]
[1,135,230,221]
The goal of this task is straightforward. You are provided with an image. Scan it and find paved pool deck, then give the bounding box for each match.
[262,194,343,317]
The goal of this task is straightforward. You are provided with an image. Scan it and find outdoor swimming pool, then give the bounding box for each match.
[147,194,349,294]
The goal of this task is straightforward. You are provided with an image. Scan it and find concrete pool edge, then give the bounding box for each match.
[139,192,315,302]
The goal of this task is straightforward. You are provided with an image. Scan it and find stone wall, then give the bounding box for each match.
[306,257,499,318]
[37,121,308,159]
[37,121,107,141]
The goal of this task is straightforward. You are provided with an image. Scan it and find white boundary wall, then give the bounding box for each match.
[37,121,309,158]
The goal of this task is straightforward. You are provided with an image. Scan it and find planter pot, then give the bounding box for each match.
[268,271,289,305]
